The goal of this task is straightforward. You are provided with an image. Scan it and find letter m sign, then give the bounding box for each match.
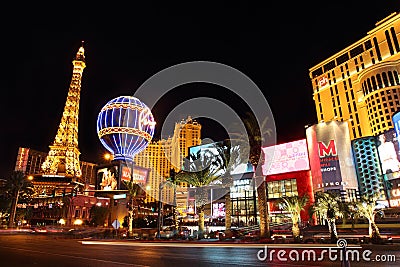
[318,140,337,157]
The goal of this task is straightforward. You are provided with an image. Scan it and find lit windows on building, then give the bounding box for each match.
[309,12,400,140]
[267,178,298,199]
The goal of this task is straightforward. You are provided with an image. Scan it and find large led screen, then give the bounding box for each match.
[187,141,250,175]
[262,139,310,176]
[376,128,400,175]
[97,165,119,191]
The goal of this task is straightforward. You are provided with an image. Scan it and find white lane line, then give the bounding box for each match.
[0,245,149,267]
[80,241,361,249]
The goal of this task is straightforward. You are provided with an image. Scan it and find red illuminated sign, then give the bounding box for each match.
[318,140,337,157]
[318,76,328,87]
[121,166,131,182]
[121,165,149,184]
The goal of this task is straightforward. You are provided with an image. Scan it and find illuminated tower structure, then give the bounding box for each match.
[309,12,400,139]
[42,43,86,178]
[134,116,201,214]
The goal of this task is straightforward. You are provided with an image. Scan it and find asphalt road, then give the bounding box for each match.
[0,234,399,267]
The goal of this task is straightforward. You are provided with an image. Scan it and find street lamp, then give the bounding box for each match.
[156,180,169,239]
[104,153,113,162]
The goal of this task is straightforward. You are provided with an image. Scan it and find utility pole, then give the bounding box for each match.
[156,181,166,239]
[156,169,176,239]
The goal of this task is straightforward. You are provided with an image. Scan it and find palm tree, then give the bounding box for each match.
[214,142,243,230]
[123,180,144,237]
[351,193,383,242]
[175,151,223,239]
[277,195,309,242]
[3,171,33,228]
[229,112,274,238]
[312,191,344,243]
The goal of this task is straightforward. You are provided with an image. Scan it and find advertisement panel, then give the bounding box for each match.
[308,121,358,190]
[120,164,149,184]
[376,128,400,176]
[387,178,400,207]
[97,165,119,191]
[393,111,400,151]
[188,141,251,175]
[212,202,225,218]
[261,139,310,176]
[15,147,30,172]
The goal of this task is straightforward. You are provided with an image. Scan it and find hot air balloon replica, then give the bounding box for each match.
[96,96,155,191]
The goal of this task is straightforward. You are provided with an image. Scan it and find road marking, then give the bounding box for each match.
[80,241,362,249]
[0,245,149,267]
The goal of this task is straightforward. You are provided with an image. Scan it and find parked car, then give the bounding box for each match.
[155,226,192,239]
[218,228,243,241]
[176,226,191,239]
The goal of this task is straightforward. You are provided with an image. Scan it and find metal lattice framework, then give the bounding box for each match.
[42,44,86,177]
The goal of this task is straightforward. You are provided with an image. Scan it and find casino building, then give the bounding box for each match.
[308,12,400,204]
[309,12,400,139]
[133,116,201,215]
[262,139,317,224]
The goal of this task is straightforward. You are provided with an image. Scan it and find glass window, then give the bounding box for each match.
[267,179,298,199]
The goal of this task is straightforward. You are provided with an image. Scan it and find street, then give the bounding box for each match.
[0,234,399,267]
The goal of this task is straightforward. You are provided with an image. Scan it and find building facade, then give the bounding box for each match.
[309,12,400,139]
[133,116,201,214]
[15,147,97,189]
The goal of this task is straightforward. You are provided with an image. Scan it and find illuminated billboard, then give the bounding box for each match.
[96,162,150,192]
[187,141,251,175]
[261,139,310,176]
[120,164,149,184]
[212,202,225,218]
[306,121,358,191]
[376,129,400,175]
[97,165,119,191]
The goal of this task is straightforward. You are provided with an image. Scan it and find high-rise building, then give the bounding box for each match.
[134,116,201,214]
[42,43,86,178]
[309,12,400,139]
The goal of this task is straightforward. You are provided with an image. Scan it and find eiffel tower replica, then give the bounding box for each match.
[42,42,86,179]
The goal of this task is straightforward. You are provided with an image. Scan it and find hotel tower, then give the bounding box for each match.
[309,12,400,139]
[134,116,201,214]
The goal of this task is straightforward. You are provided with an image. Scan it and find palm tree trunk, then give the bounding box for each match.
[327,218,338,243]
[225,192,231,229]
[257,181,270,238]
[198,208,205,239]
[292,218,300,240]
[369,219,381,240]
[8,190,19,228]
[129,198,134,236]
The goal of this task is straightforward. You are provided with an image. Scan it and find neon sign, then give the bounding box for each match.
[138,108,156,131]
[318,75,328,87]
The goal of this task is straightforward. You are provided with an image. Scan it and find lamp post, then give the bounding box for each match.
[156,180,169,239]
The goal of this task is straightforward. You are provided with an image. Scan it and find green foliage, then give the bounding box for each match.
[278,195,309,220]
[175,150,222,209]
[351,192,383,239]
[312,191,344,220]
[3,171,34,227]
[229,111,274,166]
[2,171,34,199]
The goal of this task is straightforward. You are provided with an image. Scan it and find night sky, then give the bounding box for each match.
[2,3,400,179]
